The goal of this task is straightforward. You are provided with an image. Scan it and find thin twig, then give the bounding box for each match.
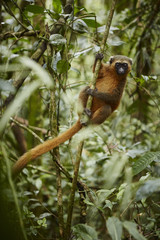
[28,164,56,176]
[10,117,44,143]
[0,30,40,41]
[11,0,36,33]
[2,0,29,31]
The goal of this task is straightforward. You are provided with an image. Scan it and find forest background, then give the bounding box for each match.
[0,0,160,239]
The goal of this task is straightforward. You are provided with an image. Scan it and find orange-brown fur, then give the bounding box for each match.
[79,55,132,124]
[12,120,82,175]
[12,55,132,176]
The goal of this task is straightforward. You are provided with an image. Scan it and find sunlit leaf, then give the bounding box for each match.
[0,79,15,93]
[49,34,66,45]
[37,218,47,228]
[106,217,122,240]
[136,179,160,201]
[104,200,113,210]
[39,213,52,219]
[83,200,94,206]
[74,47,93,58]
[96,189,116,203]
[72,18,89,33]
[123,221,146,240]
[108,37,125,46]
[73,224,98,240]
[35,179,42,190]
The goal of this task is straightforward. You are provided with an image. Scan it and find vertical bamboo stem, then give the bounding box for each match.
[65,141,84,239]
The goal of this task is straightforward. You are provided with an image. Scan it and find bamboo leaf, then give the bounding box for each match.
[132,152,160,176]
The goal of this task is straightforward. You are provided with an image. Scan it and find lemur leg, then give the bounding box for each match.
[77,86,90,116]
[91,104,112,125]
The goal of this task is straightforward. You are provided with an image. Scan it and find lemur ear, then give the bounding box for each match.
[129,58,133,65]
[109,56,114,64]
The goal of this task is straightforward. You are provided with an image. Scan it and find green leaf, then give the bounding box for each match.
[37,218,47,228]
[123,221,146,240]
[96,189,116,203]
[108,37,125,46]
[83,199,94,206]
[104,200,113,210]
[141,75,149,81]
[49,34,66,45]
[74,47,93,58]
[106,217,122,240]
[136,179,160,201]
[72,19,89,33]
[35,179,42,190]
[0,79,15,93]
[132,151,160,176]
[39,213,52,219]
[57,60,71,74]
[83,18,101,28]
[73,224,98,240]
[53,0,62,13]
[25,5,44,14]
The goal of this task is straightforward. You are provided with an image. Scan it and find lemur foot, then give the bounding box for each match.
[95,52,104,60]
[84,108,92,117]
[80,108,91,126]
[86,87,98,96]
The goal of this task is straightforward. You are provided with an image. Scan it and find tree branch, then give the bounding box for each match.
[0,30,40,41]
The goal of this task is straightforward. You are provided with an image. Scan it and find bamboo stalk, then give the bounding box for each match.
[65,141,84,239]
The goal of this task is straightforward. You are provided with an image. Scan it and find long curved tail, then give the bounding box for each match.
[12,120,82,176]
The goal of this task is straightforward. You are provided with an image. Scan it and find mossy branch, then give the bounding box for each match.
[47,46,65,239]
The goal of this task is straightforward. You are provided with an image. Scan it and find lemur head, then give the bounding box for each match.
[109,55,132,75]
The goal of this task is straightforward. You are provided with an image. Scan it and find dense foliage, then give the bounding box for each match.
[0,0,160,239]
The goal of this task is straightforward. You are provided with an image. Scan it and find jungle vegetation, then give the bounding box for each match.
[0,0,160,239]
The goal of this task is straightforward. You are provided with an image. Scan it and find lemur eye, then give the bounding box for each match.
[116,62,120,67]
[123,63,128,67]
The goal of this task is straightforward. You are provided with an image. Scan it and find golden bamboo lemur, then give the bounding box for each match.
[12,54,132,176]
